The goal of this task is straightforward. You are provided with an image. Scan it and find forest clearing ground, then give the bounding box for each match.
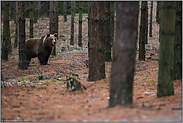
[1,49,182,122]
[1,1,182,122]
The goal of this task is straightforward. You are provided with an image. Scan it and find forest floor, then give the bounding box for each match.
[1,2,182,122]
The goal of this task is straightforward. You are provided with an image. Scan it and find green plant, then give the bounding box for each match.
[150,79,155,82]
[73,50,79,53]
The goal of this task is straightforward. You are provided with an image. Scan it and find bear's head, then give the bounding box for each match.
[43,33,57,48]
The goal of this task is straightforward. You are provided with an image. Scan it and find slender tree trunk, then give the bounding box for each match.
[2,2,10,61]
[18,1,28,70]
[88,2,105,81]
[37,1,41,19]
[34,1,38,23]
[139,1,147,61]
[110,1,115,47]
[109,2,139,107]
[157,1,176,98]
[63,1,67,22]
[50,1,57,56]
[55,1,58,36]
[10,2,16,24]
[174,1,182,80]
[156,1,161,24]
[29,1,34,38]
[105,2,111,61]
[149,1,153,37]
[145,2,148,44]
[70,1,75,45]
[45,1,50,18]
[88,2,91,59]
[14,2,18,48]
[78,2,83,47]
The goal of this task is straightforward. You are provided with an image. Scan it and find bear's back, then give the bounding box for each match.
[25,38,44,55]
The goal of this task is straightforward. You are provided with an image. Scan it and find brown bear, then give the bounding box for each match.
[25,33,57,65]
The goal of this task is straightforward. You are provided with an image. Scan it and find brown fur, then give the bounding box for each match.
[25,33,57,65]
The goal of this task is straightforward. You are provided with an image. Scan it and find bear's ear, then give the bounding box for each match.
[54,33,57,38]
[46,34,50,38]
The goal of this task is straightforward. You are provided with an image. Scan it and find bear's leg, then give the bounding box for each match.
[26,53,32,65]
[45,49,52,65]
[38,53,47,65]
[45,55,50,64]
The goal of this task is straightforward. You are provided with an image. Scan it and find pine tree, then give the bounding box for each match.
[29,1,34,38]
[14,2,18,48]
[50,1,58,56]
[78,2,83,47]
[157,1,176,97]
[149,1,153,37]
[88,2,105,81]
[110,2,115,47]
[105,2,111,61]
[174,1,182,80]
[139,1,147,61]
[70,1,75,45]
[18,1,28,69]
[63,1,67,22]
[2,2,10,61]
[109,2,139,107]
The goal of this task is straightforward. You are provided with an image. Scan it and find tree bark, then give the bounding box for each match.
[34,1,38,23]
[104,2,111,62]
[14,2,18,48]
[50,1,58,56]
[110,1,115,47]
[18,1,28,69]
[88,2,105,81]
[157,1,176,98]
[29,1,34,38]
[149,1,153,37]
[109,2,139,107]
[174,1,182,80]
[2,2,10,61]
[63,1,67,22]
[88,2,91,59]
[139,1,147,61]
[156,1,161,24]
[70,1,75,45]
[10,2,16,24]
[78,2,83,47]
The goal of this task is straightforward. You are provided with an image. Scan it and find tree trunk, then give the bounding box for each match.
[37,1,41,19]
[29,1,34,38]
[149,1,153,37]
[174,1,182,80]
[88,2,91,59]
[63,1,67,22]
[34,1,38,23]
[145,2,148,44]
[18,1,28,70]
[14,2,18,48]
[50,1,58,56]
[78,2,83,47]
[55,1,58,36]
[157,1,176,98]
[2,2,10,61]
[10,2,16,24]
[109,2,139,107]
[70,1,75,45]
[105,2,111,61]
[138,1,147,61]
[110,1,115,47]
[156,2,161,24]
[88,2,105,81]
